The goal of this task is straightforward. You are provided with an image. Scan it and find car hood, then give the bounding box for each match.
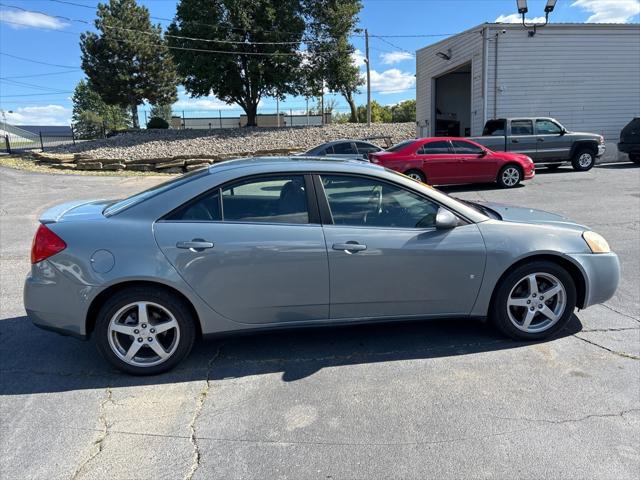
[475,201,588,231]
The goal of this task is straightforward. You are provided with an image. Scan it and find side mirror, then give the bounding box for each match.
[560,128,567,135]
[436,207,458,230]
[478,150,488,157]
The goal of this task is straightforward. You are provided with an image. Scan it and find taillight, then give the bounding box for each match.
[31,224,66,264]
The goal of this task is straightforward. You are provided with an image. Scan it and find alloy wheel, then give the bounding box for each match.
[107,301,180,367]
[501,167,521,187]
[578,153,593,168]
[406,172,423,182]
[506,272,567,333]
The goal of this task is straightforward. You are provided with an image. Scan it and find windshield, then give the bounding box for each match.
[385,139,415,152]
[103,168,209,216]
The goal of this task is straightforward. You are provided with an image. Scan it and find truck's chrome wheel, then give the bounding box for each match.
[578,153,593,168]
[108,301,180,367]
[501,167,521,187]
[506,272,566,333]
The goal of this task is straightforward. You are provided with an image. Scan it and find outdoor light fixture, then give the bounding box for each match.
[516,0,556,36]
[436,49,451,61]
[517,0,528,14]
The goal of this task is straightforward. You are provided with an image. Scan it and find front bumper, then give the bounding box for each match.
[567,252,620,309]
[597,144,606,157]
[24,260,94,339]
[524,164,535,180]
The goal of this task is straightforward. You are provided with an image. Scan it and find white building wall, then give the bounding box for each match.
[416,23,640,160]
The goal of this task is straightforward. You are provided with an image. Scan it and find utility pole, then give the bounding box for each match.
[365,29,371,126]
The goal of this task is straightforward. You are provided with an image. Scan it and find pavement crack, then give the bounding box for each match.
[185,346,222,480]
[581,327,639,332]
[486,408,640,426]
[599,303,640,324]
[573,334,640,360]
[70,386,115,480]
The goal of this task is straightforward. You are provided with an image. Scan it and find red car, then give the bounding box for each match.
[369,137,535,188]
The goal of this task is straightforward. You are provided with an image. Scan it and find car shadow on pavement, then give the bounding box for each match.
[439,183,526,194]
[0,314,583,395]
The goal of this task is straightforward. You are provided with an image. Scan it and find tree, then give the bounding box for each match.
[357,100,392,123]
[168,0,306,127]
[304,1,363,122]
[149,103,173,123]
[391,99,416,123]
[80,0,178,128]
[71,79,130,138]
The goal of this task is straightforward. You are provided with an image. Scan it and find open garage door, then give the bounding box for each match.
[434,63,471,137]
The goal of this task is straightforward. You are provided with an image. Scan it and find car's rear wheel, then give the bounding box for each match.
[95,287,196,375]
[497,164,522,188]
[571,148,596,171]
[404,169,426,183]
[629,153,640,164]
[490,261,576,340]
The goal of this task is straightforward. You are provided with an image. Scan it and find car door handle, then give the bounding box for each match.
[332,242,367,253]
[511,139,519,143]
[176,240,214,251]
[537,138,544,142]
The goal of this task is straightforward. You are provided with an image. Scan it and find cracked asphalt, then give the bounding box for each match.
[1,162,639,479]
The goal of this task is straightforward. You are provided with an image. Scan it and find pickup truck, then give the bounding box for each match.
[469,117,605,171]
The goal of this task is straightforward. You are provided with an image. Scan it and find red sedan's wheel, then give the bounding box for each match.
[497,165,522,188]
[404,169,426,183]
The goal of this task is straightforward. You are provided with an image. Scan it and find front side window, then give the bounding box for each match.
[511,120,534,135]
[418,141,452,154]
[451,140,484,154]
[536,119,562,135]
[321,175,440,229]
[222,175,309,224]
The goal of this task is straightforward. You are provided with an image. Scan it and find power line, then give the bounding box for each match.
[370,35,414,55]
[0,52,81,69]
[0,91,73,98]
[0,78,70,93]
[0,70,79,80]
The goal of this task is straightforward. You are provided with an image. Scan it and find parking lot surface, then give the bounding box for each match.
[1,163,638,479]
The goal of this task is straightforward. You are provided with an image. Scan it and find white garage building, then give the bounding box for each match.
[415,23,640,160]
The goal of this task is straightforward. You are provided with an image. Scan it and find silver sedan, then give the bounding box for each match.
[24,157,620,374]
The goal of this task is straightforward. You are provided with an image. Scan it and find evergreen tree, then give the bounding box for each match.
[71,79,130,138]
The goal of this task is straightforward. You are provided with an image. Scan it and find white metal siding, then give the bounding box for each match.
[415,26,485,137]
[416,23,640,156]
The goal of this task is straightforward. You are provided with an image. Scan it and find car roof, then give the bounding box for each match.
[209,156,382,174]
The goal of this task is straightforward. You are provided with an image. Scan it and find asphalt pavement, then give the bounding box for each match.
[1,163,638,479]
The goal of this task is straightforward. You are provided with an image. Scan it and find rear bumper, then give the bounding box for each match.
[24,260,94,339]
[567,252,620,309]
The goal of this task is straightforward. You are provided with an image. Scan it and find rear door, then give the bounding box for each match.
[415,140,458,184]
[451,140,497,182]
[317,174,486,319]
[508,119,538,159]
[535,119,570,161]
[154,174,329,324]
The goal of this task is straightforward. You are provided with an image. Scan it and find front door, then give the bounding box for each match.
[451,140,498,182]
[154,174,329,324]
[535,119,570,161]
[508,119,538,159]
[317,174,486,319]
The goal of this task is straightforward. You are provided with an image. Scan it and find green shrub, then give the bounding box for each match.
[147,116,169,129]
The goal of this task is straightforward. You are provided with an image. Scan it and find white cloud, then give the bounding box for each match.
[571,0,640,23]
[495,13,547,23]
[6,105,72,125]
[352,49,366,68]
[367,69,415,94]
[379,51,414,65]
[0,10,69,30]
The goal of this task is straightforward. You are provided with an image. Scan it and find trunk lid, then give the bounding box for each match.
[39,199,112,224]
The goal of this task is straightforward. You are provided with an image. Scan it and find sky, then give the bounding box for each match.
[1,0,639,125]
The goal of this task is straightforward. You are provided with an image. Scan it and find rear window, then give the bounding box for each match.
[386,140,415,152]
[483,120,505,136]
[103,168,209,216]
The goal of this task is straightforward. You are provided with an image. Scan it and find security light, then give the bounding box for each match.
[436,49,451,61]
[544,0,557,13]
[517,0,528,14]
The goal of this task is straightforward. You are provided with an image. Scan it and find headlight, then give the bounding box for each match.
[583,231,610,253]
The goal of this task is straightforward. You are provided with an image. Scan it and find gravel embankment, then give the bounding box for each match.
[52,123,415,160]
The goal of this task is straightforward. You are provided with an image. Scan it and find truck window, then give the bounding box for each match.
[483,120,505,136]
[511,120,534,136]
[536,119,562,135]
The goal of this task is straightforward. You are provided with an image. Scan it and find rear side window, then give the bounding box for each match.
[166,190,221,221]
[332,142,357,155]
[483,120,506,136]
[418,141,451,154]
[511,120,534,135]
[355,142,381,154]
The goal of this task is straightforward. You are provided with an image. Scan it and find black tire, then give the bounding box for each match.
[496,164,522,188]
[546,164,561,170]
[490,260,577,341]
[404,169,426,183]
[95,287,196,375]
[571,148,596,171]
[629,153,640,164]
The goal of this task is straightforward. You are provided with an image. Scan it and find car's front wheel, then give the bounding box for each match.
[571,148,596,171]
[95,287,196,375]
[491,261,576,340]
[630,153,640,164]
[497,164,522,188]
